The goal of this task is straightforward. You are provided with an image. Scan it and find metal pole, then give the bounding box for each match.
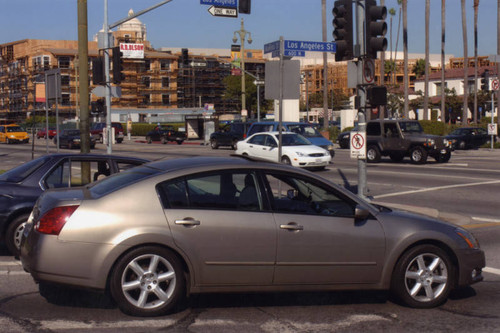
[78,0,90,154]
[306,72,309,122]
[44,74,49,153]
[492,92,495,150]
[357,0,368,199]
[278,36,284,163]
[257,72,261,121]
[322,0,329,129]
[104,0,112,154]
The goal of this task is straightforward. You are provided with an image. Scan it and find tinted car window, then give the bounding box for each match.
[399,121,423,133]
[287,125,322,138]
[0,155,51,182]
[281,134,310,146]
[366,122,381,136]
[248,134,266,145]
[264,172,355,217]
[159,171,262,211]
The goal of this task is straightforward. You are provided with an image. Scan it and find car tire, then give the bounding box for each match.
[99,135,104,144]
[389,152,405,162]
[176,140,183,145]
[117,139,123,144]
[90,144,96,149]
[5,214,29,257]
[410,146,428,164]
[110,246,185,317]
[436,151,451,163]
[161,137,167,144]
[146,136,152,144]
[6,138,11,144]
[366,146,381,163]
[231,139,238,150]
[210,139,218,149]
[391,244,454,309]
[281,156,291,165]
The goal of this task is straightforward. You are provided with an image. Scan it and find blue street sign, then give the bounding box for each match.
[284,40,336,52]
[271,50,305,58]
[200,0,237,8]
[264,41,280,54]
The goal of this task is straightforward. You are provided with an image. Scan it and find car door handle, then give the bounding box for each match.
[280,223,304,231]
[175,219,201,226]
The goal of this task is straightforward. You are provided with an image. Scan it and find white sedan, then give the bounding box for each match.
[235,131,332,170]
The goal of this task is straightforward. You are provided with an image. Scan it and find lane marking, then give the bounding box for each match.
[484,267,500,276]
[471,216,500,223]
[465,222,500,229]
[373,179,500,199]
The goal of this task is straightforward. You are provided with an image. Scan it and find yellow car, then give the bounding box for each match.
[0,124,30,144]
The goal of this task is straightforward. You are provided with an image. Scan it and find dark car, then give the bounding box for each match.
[337,125,359,149]
[0,153,149,256]
[145,125,186,145]
[90,122,125,144]
[445,127,490,150]
[36,127,57,139]
[210,122,251,149]
[21,157,484,317]
[54,129,97,149]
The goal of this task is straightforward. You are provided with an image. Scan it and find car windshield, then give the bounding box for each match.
[0,155,51,182]
[7,126,23,132]
[287,125,322,138]
[88,164,162,196]
[450,129,462,135]
[398,121,423,133]
[280,133,311,146]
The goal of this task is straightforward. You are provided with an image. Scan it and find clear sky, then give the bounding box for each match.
[0,0,497,58]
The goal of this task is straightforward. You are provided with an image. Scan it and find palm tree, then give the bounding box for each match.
[403,0,409,118]
[389,7,396,84]
[461,0,468,125]
[473,0,479,124]
[424,0,430,120]
[441,0,446,123]
[394,0,403,86]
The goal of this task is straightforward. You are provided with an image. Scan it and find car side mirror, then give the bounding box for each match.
[354,205,370,220]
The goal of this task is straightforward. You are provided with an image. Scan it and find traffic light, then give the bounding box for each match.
[367,86,387,106]
[332,0,353,62]
[365,0,388,59]
[481,69,490,91]
[239,0,251,14]
[92,57,104,85]
[112,46,125,84]
[91,98,106,114]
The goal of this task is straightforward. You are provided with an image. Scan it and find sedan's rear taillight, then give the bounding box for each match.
[35,205,79,235]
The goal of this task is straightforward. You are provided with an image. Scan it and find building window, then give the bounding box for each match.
[142,76,151,88]
[435,82,448,96]
[58,56,71,69]
[142,94,151,105]
[61,93,71,106]
[61,75,70,86]
[162,94,170,105]
[160,60,170,71]
[467,79,475,94]
[144,59,151,71]
[32,55,50,70]
[162,77,169,88]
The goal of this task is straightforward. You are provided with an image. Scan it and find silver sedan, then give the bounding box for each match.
[21,157,485,316]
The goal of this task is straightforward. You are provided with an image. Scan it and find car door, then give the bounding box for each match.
[260,134,279,162]
[160,170,276,286]
[262,171,385,285]
[246,134,267,159]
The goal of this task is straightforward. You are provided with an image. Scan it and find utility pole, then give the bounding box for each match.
[77,0,90,155]
[233,18,252,119]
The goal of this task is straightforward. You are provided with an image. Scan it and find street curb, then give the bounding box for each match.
[373,201,471,226]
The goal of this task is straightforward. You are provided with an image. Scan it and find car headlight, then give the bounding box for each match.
[324,151,330,156]
[455,228,480,249]
[327,145,334,151]
[9,135,15,138]
[295,151,306,157]
[74,138,81,143]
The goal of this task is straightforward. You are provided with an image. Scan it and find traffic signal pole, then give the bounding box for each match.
[356,0,368,199]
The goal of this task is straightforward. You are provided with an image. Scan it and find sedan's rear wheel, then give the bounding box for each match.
[6,214,29,257]
[110,246,185,317]
[391,244,453,308]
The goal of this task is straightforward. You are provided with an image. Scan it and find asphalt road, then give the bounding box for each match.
[1,137,500,332]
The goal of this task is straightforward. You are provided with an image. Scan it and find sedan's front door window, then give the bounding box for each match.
[264,172,355,217]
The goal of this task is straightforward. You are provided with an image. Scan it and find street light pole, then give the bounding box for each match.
[233,18,252,118]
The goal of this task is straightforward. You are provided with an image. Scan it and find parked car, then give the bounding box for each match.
[337,125,359,149]
[54,129,97,149]
[90,122,125,144]
[445,127,490,150]
[0,153,149,256]
[247,122,335,157]
[21,156,484,317]
[365,119,452,164]
[210,121,251,149]
[236,132,331,170]
[0,124,29,144]
[145,125,186,145]
[36,127,57,139]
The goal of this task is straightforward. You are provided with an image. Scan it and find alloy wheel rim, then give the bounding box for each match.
[404,253,448,302]
[121,254,176,309]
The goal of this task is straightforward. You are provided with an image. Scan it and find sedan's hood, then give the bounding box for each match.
[282,145,328,154]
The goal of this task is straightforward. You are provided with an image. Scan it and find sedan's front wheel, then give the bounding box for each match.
[110,246,185,317]
[391,244,454,308]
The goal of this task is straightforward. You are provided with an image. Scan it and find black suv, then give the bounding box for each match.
[365,119,452,164]
[210,122,251,149]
